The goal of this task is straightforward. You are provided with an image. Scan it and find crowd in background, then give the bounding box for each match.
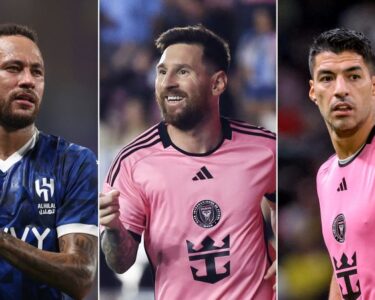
[278,0,375,299]
[100,0,276,299]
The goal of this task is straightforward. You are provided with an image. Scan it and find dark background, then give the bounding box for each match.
[0,0,98,154]
[278,0,375,299]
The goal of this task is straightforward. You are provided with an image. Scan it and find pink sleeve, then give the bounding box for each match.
[103,161,147,236]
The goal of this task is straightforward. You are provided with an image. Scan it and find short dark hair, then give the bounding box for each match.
[308,28,375,76]
[0,23,38,43]
[155,24,231,73]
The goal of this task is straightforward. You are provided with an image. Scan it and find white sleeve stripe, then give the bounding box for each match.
[57,224,98,237]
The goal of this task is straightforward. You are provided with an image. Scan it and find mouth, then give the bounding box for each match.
[331,103,353,117]
[11,92,37,109]
[165,95,185,102]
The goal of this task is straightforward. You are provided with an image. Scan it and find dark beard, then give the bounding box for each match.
[158,95,208,131]
[0,103,38,129]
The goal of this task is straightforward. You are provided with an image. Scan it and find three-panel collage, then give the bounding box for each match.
[1,0,374,299]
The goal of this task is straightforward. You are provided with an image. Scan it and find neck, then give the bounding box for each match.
[329,121,374,159]
[0,124,35,160]
[167,115,222,154]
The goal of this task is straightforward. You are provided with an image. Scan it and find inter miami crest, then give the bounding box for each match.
[193,200,221,228]
[332,214,346,243]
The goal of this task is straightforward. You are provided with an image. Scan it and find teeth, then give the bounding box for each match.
[166,96,183,101]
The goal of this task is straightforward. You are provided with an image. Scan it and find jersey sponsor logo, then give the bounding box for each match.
[332,214,346,243]
[333,252,361,299]
[35,178,55,202]
[193,200,221,228]
[3,226,51,249]
[337,177,348,192]
[192,166,214,181]
[186,235,230,284]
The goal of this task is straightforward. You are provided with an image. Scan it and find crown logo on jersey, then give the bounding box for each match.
[35,178,55,202]
[187,235,230,253]
[186,235,230,284]
[337,177,348,192]
[192,166,213,181]
[333,252,357,271]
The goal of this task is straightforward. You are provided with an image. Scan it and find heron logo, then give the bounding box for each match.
[35,178,55,202]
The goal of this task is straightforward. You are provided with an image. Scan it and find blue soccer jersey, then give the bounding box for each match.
[0,131,98,300]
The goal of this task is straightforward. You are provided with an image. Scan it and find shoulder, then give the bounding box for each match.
[226,118,276,140]
[225,118,276,152]
[114,123,163,162]
[106,123,164,185]
[36,132,96,163]
[317,154,336,180]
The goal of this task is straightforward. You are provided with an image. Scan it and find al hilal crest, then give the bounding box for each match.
[332,213,346,243]
[193,200,221,228]
[35,178,55,202]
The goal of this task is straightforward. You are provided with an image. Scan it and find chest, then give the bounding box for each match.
[319,159,375,248]
[0,162,62,249]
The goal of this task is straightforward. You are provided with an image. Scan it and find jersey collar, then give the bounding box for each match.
[338,125,375,167]
[158,117,232,156]
[0,129,39,172]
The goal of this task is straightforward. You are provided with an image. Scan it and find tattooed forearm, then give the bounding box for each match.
[0,232,97,300]
[101,227,139,273]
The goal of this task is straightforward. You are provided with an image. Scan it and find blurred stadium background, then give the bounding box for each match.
[0,1,98,299]
[99,0,276,299]
[278,0,375,299]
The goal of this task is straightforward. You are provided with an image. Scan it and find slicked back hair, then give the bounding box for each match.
[0,23,38,43]
[155,24,231,73]
[309,28,375,77]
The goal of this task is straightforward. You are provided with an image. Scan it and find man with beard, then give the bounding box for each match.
[0,24,98,299]
[100,25,276,299]
[308,28,375,299]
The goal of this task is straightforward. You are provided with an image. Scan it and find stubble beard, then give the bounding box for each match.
[0,99,39,129]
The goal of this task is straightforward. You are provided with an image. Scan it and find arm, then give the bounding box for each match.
[0,232,97,300]
[100,190,140,273]
[329,274,342,300]
[263,198,276,289]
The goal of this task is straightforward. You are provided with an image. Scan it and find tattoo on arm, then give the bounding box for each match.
[101,227,139,273]
[0,232,98,300]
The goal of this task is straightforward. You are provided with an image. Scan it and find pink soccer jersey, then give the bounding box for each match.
[104,118,276,299]
[317,127,375,299]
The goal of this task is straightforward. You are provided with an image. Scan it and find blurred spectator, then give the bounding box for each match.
[236,8,276,129]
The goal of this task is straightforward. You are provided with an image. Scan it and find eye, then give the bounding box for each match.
[32,68,44,77]
[6,65,21,73]
[319,75,333,82]
[157,68,166,75]
[178,69,189,75]
[349,74,361,80]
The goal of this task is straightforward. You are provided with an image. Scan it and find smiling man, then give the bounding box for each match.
[308,28,375,299]
[100,25,276,299]
[0,24,98,299]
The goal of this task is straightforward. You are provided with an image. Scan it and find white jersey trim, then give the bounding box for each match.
[0,129,38,172]
[57,223,98,237]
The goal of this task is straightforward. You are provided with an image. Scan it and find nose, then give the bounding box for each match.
[334,75,349,99]
[161,71,178,89]
[18,69,36,89]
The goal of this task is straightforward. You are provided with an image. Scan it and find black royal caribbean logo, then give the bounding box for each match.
[193,200,221,228]
[332,214,346,243]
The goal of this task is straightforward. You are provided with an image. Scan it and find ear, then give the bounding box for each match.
[372,75,375,96]
[211,71,227,96]
[309,79,318,105]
